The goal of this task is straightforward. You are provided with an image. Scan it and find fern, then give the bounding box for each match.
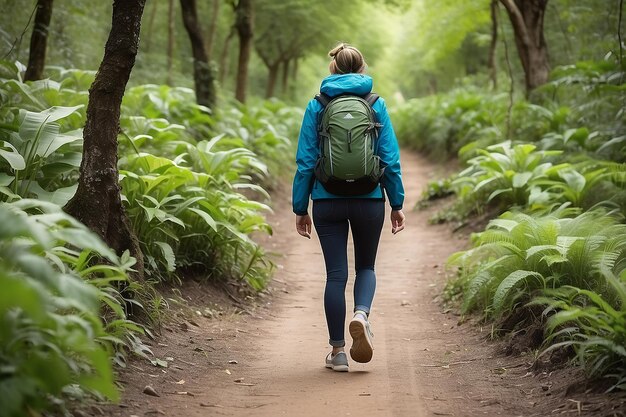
[493,270,545,313]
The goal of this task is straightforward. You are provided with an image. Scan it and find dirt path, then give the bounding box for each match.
[102,149,622,417]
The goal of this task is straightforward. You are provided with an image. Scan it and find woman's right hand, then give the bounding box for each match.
[295,214,312,239]
[390,210,405,235]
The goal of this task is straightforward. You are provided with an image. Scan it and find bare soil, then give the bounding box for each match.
[96,150,625,417]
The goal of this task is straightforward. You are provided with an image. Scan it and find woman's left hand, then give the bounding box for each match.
[295,214,312,239]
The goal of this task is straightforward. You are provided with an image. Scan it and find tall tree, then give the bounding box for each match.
[234,0,253,103]
[488,0,499,89]
[499,0,550,94]
[64,0,146,278]
[180,0,217,108]
[24,0,53,81]
[254,0,344,99]
[205,0,220,60]
[219,28,236,85]
[167,0,175,85]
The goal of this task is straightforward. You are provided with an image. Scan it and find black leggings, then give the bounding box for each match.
[312,199,385,347]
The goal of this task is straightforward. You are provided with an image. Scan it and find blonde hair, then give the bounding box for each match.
[328,43,367,75]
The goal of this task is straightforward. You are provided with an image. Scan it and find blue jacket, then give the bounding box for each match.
[292,73,405,215]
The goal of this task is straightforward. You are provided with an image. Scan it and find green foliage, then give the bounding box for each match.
[1,64,298,288]
[0,106,83,204]
[447,208,626,384]
[448,209,626,317]
[448,141,626,218]
[0,199,147,416]
[530,269,626,390]
[392,88,507,161]
[213,99,301,187]
[119,142,273,285]
[117,84,296,284]
[453,141,565,209]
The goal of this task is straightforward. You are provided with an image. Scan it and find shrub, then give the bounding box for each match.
[447,208,626,317]
[531,268,626,391]
[0,199,147,416]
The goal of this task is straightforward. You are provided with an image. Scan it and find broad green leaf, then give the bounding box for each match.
[188,207,218,231]
[0,172,14,186]
[512,172,532,188]
[36,133,82,158]
[155,241,176,272]
[558,169,586,192]
[0,141,26,170]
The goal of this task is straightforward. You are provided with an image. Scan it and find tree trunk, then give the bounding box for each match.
[499,0,550,95]
[234,0,253,103]
[619,0,624,70]
[206,0,220,60]
[145,0,158,53]
[180,0,216,108]
[219,27,235,85]
[64,0,146,280]
[265,62,279,98]
[488,0,498,90]
[24,0,53,82]
[292,57,298,82]
[281,59,290,95]
[167,0,175,85]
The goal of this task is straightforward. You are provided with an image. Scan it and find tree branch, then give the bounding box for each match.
[619,0,624,70]
[498,2,514,138]
[499,0,532,48]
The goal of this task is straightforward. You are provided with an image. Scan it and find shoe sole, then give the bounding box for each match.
[325,363,349,372]
[349,317,373,363]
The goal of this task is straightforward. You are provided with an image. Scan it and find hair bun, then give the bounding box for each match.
[329,43,347,58]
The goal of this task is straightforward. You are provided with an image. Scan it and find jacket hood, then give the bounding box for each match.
[320,73,372,97]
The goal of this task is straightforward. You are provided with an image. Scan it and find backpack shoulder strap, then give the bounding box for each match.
[363,93,379,107]
[314,92,331,108]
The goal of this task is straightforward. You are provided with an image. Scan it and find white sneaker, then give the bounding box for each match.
[325,351,349,372]
[349,312,374,363]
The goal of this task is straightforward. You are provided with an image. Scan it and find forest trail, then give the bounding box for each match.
[105,149,585,417]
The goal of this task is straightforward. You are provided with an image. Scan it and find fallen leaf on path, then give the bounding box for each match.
[143,385,160,397]
[151,359,168,368]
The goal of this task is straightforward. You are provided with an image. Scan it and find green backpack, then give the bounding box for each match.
[313,92,385,196]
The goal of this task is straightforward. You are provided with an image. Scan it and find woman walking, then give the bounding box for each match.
[292,43,405,372]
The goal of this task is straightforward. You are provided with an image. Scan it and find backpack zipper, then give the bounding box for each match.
[347,130,352,153]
